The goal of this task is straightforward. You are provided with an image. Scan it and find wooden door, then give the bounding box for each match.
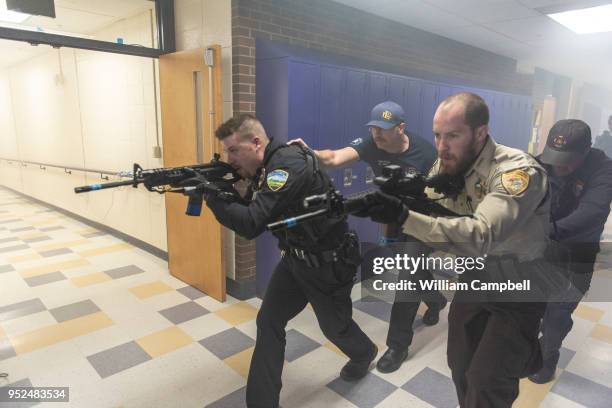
[159,46,225,301]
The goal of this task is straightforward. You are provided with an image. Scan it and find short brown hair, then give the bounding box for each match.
[440,92,489,131]
[215,114,267,141]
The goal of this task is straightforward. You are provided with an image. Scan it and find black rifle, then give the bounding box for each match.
[74,154,242,216]
[267,164,462,231]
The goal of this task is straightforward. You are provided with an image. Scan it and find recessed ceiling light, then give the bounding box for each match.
[0,1,28,23]
[548,4,612,34]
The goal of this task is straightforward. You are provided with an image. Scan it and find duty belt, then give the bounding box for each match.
[282,247,340,268]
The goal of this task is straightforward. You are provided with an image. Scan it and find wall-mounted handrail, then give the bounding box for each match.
[0,157,129,178]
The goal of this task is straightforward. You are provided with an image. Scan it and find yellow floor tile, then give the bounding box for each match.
[71,272,112,288]
[11,312,113,355]
[19,258,90,278]
[224,346,254,378]
[77,243,132,257]
[214,302,258,326]
[16,232,46,240]
[514,370,561,408]
[30,219,58,226]
[34,239,90,252]
[590,323,612,344]
[76,227,99,235]
[574,304,605,323]
[136,326,193,358]
[7,253,42,263]
[323,341,344,357]
[129,281,174,299]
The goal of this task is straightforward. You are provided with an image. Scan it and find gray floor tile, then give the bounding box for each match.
[199,327,255,360]
[552,370,612,408]
[558,347,576,370]
[86,341,151,379]
[0,378,38,408]
[9,227,34,233]
[159,301,209,324]
[0,337,17,361]
[39,226,64,232]
[39,248,73,258]
[0,218,21,225]
[105,265,145,279]
[205,386,246,408]
[284,329,320,362]
[0,264,15,274]
[402,367,458,408]
[0,299,46,322]
[22,236,51,244]
[177,285,206,300]
[49,299,100,323]
[327,372,397,408]
[0,244,29,254]
[352,296,392,322]
[24,272,66,287]
[0,237,19,244]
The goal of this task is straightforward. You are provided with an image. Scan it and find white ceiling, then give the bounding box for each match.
[0,0,153,69]
[331,0,612,91]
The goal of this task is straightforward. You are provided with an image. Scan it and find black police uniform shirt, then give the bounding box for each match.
[544,148,612,249]
[205,138,347,251]
[349,131,437,176]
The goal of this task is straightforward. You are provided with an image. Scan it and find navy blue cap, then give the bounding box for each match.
[365,101,405,129]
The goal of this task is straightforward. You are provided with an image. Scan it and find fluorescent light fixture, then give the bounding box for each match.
[0,1,29,23]
[548,4,612,34]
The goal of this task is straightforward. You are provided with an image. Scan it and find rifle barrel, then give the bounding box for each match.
[74,179,136,194]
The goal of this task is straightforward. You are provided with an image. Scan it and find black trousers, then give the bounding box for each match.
[448,298,545,408]
[385,238,446,350]
[540,261,594,368]
[386,267,446,350]
[246,254,375,408]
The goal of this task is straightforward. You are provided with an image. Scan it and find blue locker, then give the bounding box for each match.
[287,61,319,144]
[420,83,438,143]
[404,80,424,139]
[318,65,346,189]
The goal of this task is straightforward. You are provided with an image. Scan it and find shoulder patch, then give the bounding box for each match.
[266,169,289,191]
[350,138,363,146]
[501,169,530,195]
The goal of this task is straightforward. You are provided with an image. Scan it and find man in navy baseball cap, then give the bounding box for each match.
[365,101,406,129]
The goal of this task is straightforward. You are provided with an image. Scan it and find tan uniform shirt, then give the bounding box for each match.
[403,137,550,262]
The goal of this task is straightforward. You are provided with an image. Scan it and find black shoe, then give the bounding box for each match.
[528,364,556,384]
[340,344,378,381]
[376,347,409,373]
[422,296,448,326]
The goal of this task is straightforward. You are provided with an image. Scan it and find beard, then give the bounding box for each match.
[439,136,481,177]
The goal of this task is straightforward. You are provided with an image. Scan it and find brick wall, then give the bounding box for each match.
[229,0,533,282]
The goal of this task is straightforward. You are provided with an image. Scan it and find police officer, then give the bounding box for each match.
[356,93,551,407]
[289,101,446,373]
[199,115,377,408]
[593,115,612,157]
[529,119,612,383]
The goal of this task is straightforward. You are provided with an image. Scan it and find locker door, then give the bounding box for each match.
[288,61,320,144]
[404,79,423,138]
[420,83,438,143]
[319,65,346,187]
[342,70,369,197]
[388,76,405,108]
